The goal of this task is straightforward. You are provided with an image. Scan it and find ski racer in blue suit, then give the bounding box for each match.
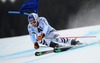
[27,13,81,49]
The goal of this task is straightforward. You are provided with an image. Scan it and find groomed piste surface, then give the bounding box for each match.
[0,25,100,63]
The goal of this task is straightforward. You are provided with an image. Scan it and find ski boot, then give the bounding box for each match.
[49,41,65,48]
[71,39,82,45]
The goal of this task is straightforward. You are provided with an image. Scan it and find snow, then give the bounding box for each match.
[0,25,100,63]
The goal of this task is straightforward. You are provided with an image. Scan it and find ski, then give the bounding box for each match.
[54,46,72,53]
[35,46,73,56]
[35,49,53,56]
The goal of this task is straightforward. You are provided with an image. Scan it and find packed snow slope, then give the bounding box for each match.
[0,25,100,63]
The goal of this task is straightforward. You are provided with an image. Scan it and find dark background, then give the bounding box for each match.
[0,0,100,38]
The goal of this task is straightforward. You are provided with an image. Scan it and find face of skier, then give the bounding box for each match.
[30,20,37,27]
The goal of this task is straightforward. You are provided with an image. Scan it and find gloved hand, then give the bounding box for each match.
[34,42,40,49]
[37,33,45,41]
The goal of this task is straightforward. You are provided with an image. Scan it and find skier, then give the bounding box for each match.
[27,13,81,49]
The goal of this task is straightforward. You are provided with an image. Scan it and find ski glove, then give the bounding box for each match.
[37,33,45,41]
[34,42,40,49]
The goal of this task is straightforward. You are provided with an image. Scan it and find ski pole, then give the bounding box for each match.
[59,36,96,38]
[8,11,29,15]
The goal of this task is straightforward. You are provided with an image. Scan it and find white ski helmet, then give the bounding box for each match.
[28,13,38,22]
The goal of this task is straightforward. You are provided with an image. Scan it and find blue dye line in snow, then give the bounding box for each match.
[0,42,100,59]
[85,29,100,36]
[0,49,34,59]
[0,46,48,59]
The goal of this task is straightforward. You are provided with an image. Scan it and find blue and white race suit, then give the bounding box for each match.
[28,17,71,46]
